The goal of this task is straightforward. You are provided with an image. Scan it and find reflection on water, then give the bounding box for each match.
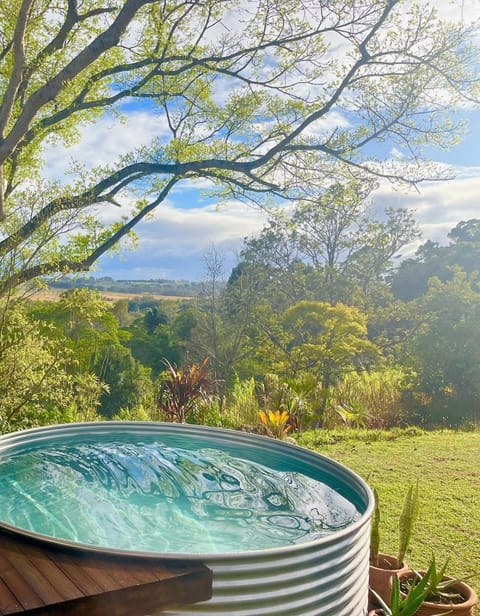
[0,440,360,553]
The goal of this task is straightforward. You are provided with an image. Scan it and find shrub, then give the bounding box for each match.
[157,358,210,423]
[327,368,410,429]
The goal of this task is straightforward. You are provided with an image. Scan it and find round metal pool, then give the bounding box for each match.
[0,422,373,615]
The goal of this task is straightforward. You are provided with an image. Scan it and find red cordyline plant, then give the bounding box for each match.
[158,358,210,423]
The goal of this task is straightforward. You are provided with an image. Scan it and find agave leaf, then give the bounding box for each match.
[435,557,450,588]
[397,480,419,566]
[426,556,470,601]
[390,573,401,607]
[398,560,434,616]
[370,488,380,566]
[402,560,453,616]
[373,560,453,616]
[369,586,390,614]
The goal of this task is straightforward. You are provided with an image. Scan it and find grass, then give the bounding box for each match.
[296,428,480,611]
[29,288,185,302]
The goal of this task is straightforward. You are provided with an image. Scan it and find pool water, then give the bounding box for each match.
[0,434,360,554]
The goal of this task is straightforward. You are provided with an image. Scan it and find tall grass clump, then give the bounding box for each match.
[222,376,261,427]
[326,368,410,429]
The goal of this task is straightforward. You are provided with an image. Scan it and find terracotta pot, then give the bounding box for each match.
[369,553,410,606]
[401,573,478,616]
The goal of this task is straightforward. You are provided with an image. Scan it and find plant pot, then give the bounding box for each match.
[401,573,478,616]
[369,553,410,605]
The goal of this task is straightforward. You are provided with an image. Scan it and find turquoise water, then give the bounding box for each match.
[0,436,360,554]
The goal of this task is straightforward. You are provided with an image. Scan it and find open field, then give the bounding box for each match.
[28,288,191,302]
[296,428,480,610]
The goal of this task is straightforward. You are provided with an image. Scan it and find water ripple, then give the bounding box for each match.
[0,439,360,553]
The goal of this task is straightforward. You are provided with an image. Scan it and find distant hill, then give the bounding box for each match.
[49,276,203,297]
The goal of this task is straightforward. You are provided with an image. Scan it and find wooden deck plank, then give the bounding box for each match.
[0,578,22,615]
[48,549,161,592]
[17,569,212,616]
[3,537,82,603]
[67,557,157,590]
[43,552,117,596]
[0,551,44,612]
[57,558,125,593]
[0,531,212,615]
[2,554,63,606]
[51,548,186,589]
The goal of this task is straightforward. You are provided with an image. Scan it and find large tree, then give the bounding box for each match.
[391,219,480,300]
[234,180,419,308]
[256,300,380,423]
[0,298,106,431]
[31,288,155,416]
[291,184,420,290]
[406,271,480,424]
[0,0,478,294]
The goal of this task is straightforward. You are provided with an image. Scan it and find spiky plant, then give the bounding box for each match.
[397,481,419,567]
[158,357,210,423]
[371,559,451,616]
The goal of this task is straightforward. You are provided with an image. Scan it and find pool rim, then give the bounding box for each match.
[0,421,374,562]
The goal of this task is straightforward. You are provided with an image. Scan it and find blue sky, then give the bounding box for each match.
[43,2,480,282]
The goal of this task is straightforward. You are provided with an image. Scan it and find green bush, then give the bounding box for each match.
[221,376,260,428]
[326,368,410,429]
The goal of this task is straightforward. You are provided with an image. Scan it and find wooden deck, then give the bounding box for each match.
[0,530,212,615]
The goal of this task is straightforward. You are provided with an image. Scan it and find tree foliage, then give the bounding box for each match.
[0,0,478,294]
[406,271,480,423]
[235,182,419,307]
[31,288,155,417]
[126,302,190,374]
[4,214,480,430]
[256,300,380,422]
[0,299,103,431]
[392,219,480,300]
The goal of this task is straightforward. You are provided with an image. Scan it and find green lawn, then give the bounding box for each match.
[296,428,480,609]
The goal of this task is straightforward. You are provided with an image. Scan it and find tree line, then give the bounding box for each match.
[2,212,480,434]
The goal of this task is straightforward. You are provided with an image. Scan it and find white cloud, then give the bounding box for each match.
[137,200,267,254]
[302,111,351,138]
[43,110,170,181]
[171,177,217,193]
[94,170,480,280]
[432,0,480,23]
[371,170,480,256]
[96,199,269,279]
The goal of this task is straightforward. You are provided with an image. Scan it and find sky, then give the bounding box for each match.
[43,1,480,282]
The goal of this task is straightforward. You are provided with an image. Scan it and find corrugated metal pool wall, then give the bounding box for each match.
[160,424,373,616]
[181,521,371,615]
